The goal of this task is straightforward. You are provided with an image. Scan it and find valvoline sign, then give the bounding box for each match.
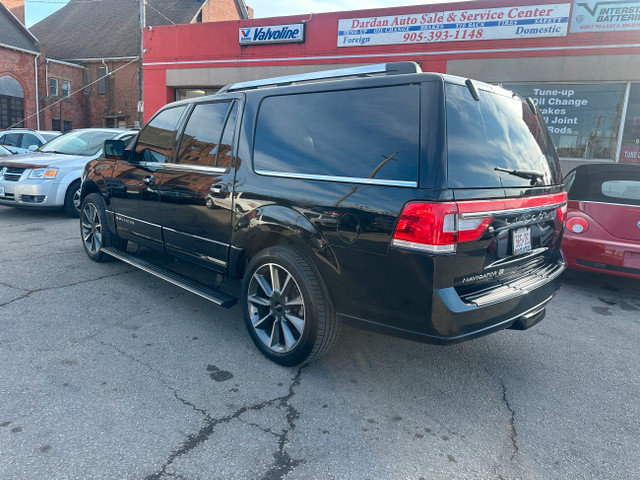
[239,23,305,45]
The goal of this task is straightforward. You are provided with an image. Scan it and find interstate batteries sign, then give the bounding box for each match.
[337,3,570,46]
[570,1,640,32]
[239,23,305,45]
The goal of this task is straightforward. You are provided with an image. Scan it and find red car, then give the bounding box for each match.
[562,163,640,279]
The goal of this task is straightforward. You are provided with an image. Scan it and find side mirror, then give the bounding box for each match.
[28,145,38,151]
[104,139,126,160]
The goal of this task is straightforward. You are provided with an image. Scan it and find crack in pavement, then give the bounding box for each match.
[500,378,519,461]
[0,269,136,307]
[143,366,308,480]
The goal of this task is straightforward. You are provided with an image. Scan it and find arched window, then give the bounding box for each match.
[0,75,25,129]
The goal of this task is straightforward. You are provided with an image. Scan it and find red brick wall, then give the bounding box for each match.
[1,0,24,24]
[83,60,140,128]
[0,47,37,129]
[39,60,86,131]
[201,0,245,22]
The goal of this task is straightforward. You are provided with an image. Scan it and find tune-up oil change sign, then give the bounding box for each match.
[337,3,570,46]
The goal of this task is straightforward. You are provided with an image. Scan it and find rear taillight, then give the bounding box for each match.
[566,216,589,234]
[392,202,493,253]
[392,192,567,254]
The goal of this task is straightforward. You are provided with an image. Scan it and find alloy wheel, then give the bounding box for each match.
[247,263,306,353]
[73,188,82,212]
[81,203,102,254]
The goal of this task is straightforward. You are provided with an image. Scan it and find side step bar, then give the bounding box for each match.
[102,247,237,308]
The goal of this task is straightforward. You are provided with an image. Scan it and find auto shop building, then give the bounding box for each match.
[142,0,640,171]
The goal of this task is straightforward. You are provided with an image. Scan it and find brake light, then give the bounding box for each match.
[393,202,493,253]
[566,216,589,234]
[392,192,567,254]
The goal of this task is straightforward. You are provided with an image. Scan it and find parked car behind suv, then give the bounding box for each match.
[0,128,136,217]
[80,62,567,366]
[0,128,61,154]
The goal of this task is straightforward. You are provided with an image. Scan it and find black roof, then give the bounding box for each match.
[566,163,640,205]
[0,3,38,52]
[29,0,213,60]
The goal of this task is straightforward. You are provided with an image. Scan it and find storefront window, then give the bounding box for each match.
[504,83,626,161]
[176,88,220,101]
[619,83,640,164]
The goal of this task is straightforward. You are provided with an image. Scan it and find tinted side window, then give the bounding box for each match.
[446,84,561,188]
[217,102,238,169]
[21,133,40,148]
[1,133,21,147]
[253,86,420,183]
[135,106,186,163]
[176,102,231,167]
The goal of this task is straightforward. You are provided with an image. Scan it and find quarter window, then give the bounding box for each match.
[134,106,186,163]
[253,86,420,183]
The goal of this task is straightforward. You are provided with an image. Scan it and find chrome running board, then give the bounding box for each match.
[101,247,237,308]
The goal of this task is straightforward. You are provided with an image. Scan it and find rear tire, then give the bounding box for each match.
[64,180,82,217]
[241,247,340,366]
[80,193,126,262]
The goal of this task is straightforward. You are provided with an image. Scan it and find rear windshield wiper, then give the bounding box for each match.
[494,166,545,183]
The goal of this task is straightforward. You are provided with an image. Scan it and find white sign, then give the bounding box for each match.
[239,23,305,45]
[337,4,570,47]
[570,1,640,33]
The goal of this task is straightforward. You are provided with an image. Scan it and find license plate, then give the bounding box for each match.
[512,227,532,255]
[0,186,4,197]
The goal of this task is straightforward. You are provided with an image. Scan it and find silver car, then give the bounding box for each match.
[0,128,136,217]
[0,129,61,154]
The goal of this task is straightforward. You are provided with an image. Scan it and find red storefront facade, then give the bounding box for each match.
[143,0,640,170]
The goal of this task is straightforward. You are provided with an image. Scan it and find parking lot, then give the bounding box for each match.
[0,205,638,480]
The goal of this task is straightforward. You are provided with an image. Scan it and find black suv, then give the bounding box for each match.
[80,62,566,366]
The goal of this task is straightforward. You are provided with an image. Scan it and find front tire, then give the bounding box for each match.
[80,193,126,262]
[64,180,82,217]
[241,247,340,367]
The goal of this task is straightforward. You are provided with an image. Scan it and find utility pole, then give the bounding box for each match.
[138,0,146,127]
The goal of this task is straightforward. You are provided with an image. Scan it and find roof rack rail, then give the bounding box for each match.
[218,61,422,93]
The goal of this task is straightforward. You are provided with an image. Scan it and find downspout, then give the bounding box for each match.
[34,52,41,129]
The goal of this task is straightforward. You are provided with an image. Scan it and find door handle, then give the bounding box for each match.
[143,175,155,186]
[209,184,228,198]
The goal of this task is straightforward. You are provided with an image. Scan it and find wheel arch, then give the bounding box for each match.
[229,205,339,281]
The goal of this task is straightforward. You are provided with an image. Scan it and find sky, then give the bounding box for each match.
[25,0,464,28]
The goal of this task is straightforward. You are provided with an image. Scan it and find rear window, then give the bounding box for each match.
[446,83,561,188]
[253,85,420,185]
[602,180,640,202]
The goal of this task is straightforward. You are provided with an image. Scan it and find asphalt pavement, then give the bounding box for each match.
[0,205,638,480]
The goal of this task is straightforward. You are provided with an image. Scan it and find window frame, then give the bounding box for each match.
[49,78,59,97]
[62,80,71,98]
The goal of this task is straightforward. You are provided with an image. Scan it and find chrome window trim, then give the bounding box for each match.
[460,201,566,220]
[161,163,229,174]
[255,170,417,187]
[162,227,230,248]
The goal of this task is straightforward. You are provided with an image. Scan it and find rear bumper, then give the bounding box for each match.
[563,235,640,279]
[338,258,564,344]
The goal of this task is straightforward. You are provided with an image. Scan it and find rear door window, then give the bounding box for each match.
[446,83,561,188]
[176,101,232,167]
[1,133,21,147]
[253,85,420,185]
